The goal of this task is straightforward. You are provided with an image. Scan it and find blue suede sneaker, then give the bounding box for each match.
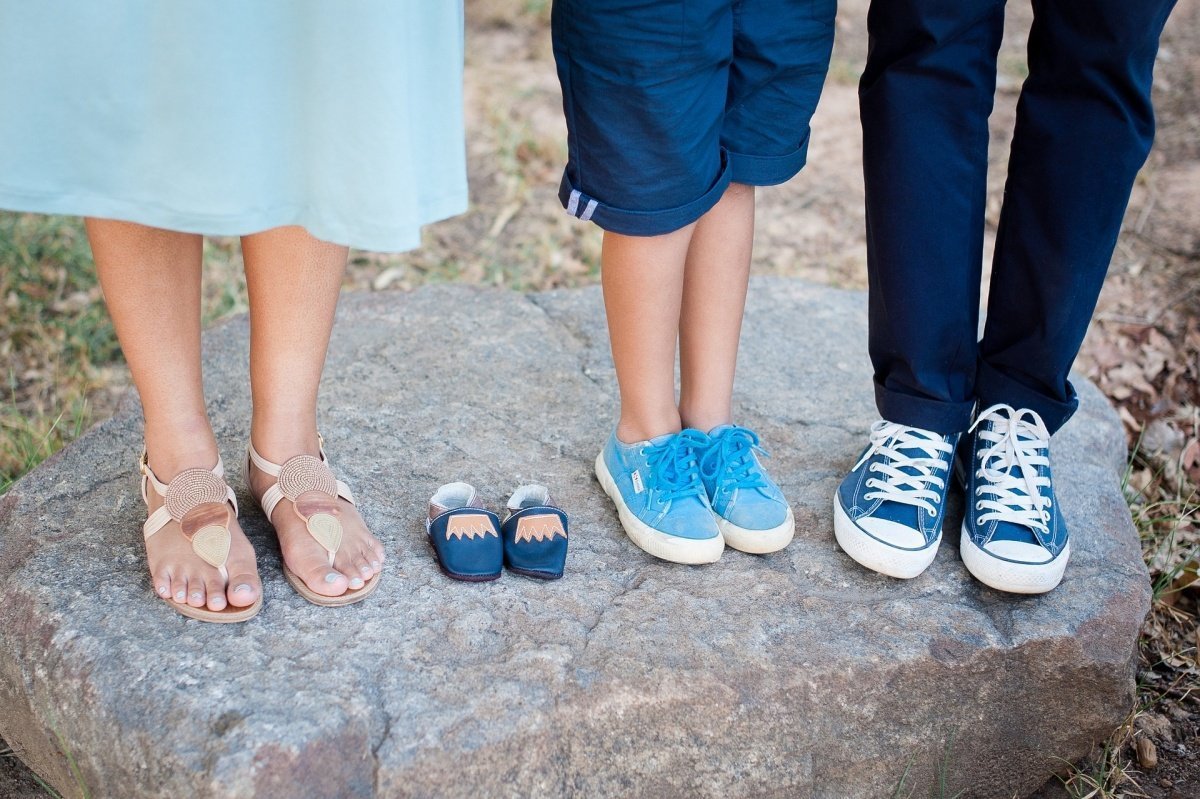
[958,404,1069,594]
[834,421,958,579]
[594,429,724,564]
[698,425,794,554]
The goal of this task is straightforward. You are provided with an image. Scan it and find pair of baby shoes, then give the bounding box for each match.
[426,483,568,581]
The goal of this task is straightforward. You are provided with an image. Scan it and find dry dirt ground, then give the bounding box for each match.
[3,0,1198,796]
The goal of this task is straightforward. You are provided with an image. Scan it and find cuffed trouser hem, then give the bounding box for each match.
[557,152,733,237]
[974,360,1078,435]
[874,379,977,436]
[726,134,810,186]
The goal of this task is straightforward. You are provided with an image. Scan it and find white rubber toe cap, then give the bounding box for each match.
[833,497,939,580]
[856,516,928,550]
[960,526,1069,594]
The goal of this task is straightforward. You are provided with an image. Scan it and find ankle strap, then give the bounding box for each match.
[140,452,237,540]
[247,442,283,478]
[140,451,227,498]
[247,438,356,521]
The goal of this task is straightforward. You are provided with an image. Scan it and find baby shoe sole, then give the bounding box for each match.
[833,496,940,579]
[718,509,795,554]
[595,453,724,565]
[507,565,564,581]
[959,527,1069,594]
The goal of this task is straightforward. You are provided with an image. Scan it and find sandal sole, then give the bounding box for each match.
[283,563,382,606]
[165,593,263,623]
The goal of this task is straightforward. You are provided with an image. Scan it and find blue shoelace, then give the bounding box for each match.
[699,426,770,491]
[643,429,710,503]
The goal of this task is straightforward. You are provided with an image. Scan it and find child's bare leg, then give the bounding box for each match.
[679,183,756,431]
[241,226,384,597]
[86,218,261,611]
[602,224,696,442]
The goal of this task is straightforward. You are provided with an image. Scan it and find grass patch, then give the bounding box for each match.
[1056,434,1199,797]
[0,214,252,493]
[1,735,85,799]
[0,213,119,491]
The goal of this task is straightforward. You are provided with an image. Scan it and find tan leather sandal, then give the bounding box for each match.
[247,440,381,606]
[140,453,262,623]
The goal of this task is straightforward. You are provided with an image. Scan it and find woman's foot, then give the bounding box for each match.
[142,450,262,614]
[247,439,385,598]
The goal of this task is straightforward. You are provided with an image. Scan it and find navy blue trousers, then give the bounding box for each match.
[861,0,1176,435]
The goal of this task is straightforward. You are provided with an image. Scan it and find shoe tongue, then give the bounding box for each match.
[708,424,735,437]
[646,432,677,447]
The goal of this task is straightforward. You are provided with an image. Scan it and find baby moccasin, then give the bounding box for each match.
[427,482,503,582]
[501,485,568,580]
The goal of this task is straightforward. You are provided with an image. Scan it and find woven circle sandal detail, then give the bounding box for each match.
[248,440,381,606]
[140,453,262,623]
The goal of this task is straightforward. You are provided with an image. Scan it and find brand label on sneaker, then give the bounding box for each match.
[631,469,645,494]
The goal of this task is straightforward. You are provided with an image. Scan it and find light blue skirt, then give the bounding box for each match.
[0,2,467,252]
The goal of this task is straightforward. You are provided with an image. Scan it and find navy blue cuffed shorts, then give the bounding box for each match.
[551,0,836,236]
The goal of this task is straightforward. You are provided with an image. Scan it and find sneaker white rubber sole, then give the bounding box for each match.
[833,496,940,579]
[959,527,1070,594]
[717,509,795,554]
[595,452,724,565]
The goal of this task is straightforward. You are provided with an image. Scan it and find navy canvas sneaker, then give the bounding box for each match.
[699,425,794,554]
[958,404,1069,594]
[595,428,724,564]
[834,421,958,578]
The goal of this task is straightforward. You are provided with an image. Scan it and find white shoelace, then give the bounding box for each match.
[969,404,1052,535]
[853,421,954,516]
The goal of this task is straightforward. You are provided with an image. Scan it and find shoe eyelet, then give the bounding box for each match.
[975,501,984,511]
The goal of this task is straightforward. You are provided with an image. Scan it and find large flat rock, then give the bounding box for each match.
[0,279,1149,798]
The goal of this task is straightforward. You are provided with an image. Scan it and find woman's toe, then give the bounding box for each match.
[204,576,228,612]
[225,572,260,608]
[353,552,374,579]
[293,552,350,596]
[153,570,173,600]
[170,574,189,604]
[186,576,207,608]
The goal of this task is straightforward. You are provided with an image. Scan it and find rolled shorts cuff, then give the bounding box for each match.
[974,361,1079,436]
[557,153,733,237]
[726,135,811,187]
[874,378,977,436]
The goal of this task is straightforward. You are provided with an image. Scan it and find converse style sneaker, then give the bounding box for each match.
[834,421,958,578]
[958,404,1069,594]
[594,429,724,564]
[698,425,794,554]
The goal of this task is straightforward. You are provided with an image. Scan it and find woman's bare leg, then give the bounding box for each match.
[678,183,756,432]
[86,218,261,612]
[241,226,384,598]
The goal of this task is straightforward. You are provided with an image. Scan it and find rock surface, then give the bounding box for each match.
[0,279,1149,798]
